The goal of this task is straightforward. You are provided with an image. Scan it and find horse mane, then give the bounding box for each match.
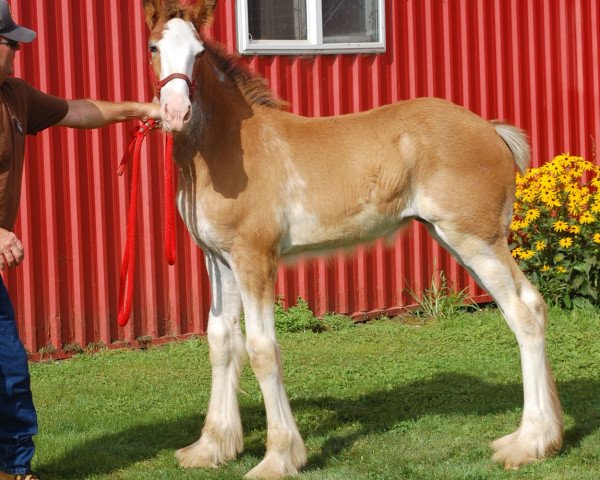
[202,39,287,110]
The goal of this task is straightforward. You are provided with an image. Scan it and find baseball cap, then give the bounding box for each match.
[0,0,36,42]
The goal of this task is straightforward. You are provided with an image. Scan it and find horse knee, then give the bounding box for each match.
[507,300,545,344]
[208,315,228,340]
[246,333,279,380]
[208,316,243,364]
[520,282,548,329]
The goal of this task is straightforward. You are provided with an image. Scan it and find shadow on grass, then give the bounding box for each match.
[37,374,600,479]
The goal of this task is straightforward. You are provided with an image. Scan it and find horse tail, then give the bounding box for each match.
[491,121,531,174]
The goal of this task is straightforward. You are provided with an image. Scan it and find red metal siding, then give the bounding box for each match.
[5,0,599,354]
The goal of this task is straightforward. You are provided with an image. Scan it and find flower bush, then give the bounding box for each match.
[510,154,600,308]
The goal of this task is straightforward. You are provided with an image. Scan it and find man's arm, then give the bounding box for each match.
[56,100,160,129]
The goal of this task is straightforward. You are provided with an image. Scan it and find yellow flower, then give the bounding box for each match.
[522,191,536,202]
[556,266,567,273]
[546,159,564,173]
[569,225,581,234]
[552,220,569,232]
[594,233,600,244]
[557,174,571,185]
[510,220,522,232]
[569,169,583,179]
[541,265,551,272]
[559,237,573,248]
[579,212,595,224]
[512,247,524,259]
[525,209,540,221]
[580,159,595,171]
[542,194,561,208]
[539,175,557,188]
[535,240,546,251]
[515,190,523,200]
[525,169,538,179]
[568,201,585,216]
[518,250,536,260]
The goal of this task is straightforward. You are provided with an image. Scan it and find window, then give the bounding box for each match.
[237,0,386,55]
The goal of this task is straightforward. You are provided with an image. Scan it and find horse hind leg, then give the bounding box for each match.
[426,222,563,467]
[176,253,246,468]
[490,262,563,467]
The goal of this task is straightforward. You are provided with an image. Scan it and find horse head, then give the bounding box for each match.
[143,0,216,131]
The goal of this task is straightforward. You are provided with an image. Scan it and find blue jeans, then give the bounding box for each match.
[0,277,37,475]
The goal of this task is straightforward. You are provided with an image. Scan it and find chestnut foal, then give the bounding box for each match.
[142,1,562,477]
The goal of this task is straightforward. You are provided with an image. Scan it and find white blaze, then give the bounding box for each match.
[156,18,204,131]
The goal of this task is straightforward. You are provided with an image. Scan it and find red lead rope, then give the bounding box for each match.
[164,134,176,265]
[117,119,176,327]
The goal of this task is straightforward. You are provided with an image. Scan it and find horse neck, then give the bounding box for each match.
[173,53,256,197]
[185,52,255,158]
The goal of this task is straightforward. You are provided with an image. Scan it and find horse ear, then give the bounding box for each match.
[143,0,162,29]
[183,0,217,28]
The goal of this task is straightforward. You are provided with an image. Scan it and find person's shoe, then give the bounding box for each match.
[0,471,40,480]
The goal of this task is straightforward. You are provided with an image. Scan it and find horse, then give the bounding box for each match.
[142,1,563,478]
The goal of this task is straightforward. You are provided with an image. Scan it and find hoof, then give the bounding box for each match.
[176,441,220,468]
[491,424,562,469]
[244,453,299,479]
[176,427,243,469]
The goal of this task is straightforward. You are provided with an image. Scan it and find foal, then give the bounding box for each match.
[143,1,563,478]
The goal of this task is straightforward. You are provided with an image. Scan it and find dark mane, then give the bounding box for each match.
[202,39,287,110]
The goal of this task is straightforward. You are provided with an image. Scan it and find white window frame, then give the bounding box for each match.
[236,0,386,55]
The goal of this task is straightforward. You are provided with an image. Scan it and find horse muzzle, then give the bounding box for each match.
[161,96,192,132]
[157,73,195,132]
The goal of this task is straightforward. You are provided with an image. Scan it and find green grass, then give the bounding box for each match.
[29,308,600,479]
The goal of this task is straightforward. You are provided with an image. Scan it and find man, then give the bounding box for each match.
[0,2,160,479]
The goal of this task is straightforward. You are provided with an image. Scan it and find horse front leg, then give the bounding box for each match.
[176,252,246,468]
[231,250,307,479]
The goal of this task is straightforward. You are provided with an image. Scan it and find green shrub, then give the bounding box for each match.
[274,298,324,333]
[321,312,355,331]
[510,154,600,308]
[273,298,356,334]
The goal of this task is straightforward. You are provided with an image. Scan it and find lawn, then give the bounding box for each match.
[30,308,600,479]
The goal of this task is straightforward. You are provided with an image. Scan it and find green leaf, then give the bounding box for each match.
[574,262,592,275]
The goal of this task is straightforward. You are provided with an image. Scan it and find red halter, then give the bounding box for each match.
[157,72,195,99]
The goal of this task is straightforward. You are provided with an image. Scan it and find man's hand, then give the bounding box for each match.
[0,228,24,270]
[143,102,161,121]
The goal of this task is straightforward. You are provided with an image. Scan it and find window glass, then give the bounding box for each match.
[248,0,308,40]
[322,0,379,43]
[238,0,385,54]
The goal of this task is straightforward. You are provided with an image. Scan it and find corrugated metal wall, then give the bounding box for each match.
[6,0,599,354]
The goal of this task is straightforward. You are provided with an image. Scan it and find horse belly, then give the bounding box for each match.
[280,202,412,257]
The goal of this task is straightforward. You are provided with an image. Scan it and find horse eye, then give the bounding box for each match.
[148,45,159,54]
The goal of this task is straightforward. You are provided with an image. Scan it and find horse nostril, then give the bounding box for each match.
[183,107,191,122]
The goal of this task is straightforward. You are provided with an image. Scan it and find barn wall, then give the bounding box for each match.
[7,0,599,354]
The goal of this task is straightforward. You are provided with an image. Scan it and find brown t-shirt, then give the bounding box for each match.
[0,78,68,229]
